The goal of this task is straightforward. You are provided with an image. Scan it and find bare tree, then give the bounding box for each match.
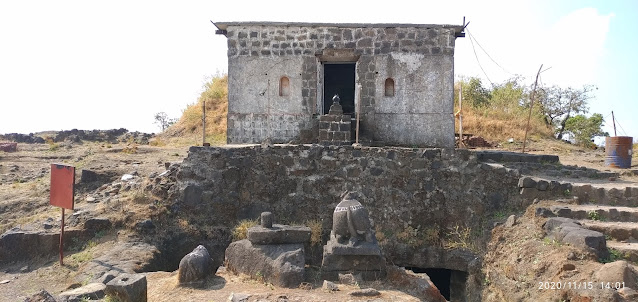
[536,85,596,139]
[154,112,176,132]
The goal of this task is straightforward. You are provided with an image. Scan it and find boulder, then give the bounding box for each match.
[225,239,305,288]
[178,245,215,284]
[561,228,607,258]
[594,261,638,289]
[24,289,57,302]
[350,288,380,297]
[59,283,106,301]
[322,280,339,291]
[504,215,516,227]
[385,265,446,302]
[542,217,579,233]
[105,273,147,302]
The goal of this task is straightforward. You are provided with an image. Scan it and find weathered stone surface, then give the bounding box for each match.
[247,225,311,245]
[178,245,215,284]
[504,215,516,227]
[80,169,98,183]
[74,241,158,285]
[105,273,147,302]
[83,217,111,232]
[385,265,447,302]
[23,289,57,302]
[228,293,251,302]
[322,280,339,291]
[225,239,305,288]
[561,228,607,258]
[543,217,579,233]
[518,177,536,188]
[59,283,106,302]
[322,192,386,281]
[338,273,363,285]
[594,261,638,289]
[350,288,380,296]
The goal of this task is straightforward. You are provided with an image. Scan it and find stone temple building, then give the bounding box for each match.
[214,22,464,147]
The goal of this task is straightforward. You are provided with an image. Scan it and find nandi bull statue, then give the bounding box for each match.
[331,191,376,246]
[322,191,386,280]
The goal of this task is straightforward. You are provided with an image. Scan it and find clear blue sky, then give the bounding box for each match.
[0,0,635,140]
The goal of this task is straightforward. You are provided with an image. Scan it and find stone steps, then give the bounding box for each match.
[549,204,638,222]
[578,220,638,241]
[606,241,638,262]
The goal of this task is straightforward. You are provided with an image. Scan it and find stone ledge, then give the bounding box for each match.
[247,225,311,245]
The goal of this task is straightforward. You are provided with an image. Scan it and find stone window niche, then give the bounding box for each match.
[279,76,290,97]
[384,78,395,97]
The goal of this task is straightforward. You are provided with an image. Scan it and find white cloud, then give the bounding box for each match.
[539,8,613,87]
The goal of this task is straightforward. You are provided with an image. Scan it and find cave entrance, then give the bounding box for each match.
[323,63,356,115]
[407,267,468,302]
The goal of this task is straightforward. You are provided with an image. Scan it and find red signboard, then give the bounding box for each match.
[50,164,75,210]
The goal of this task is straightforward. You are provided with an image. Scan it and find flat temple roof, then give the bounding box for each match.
[213,21,465,34]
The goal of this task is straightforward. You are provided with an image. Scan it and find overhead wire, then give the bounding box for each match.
[466,29,515,76]
[466,28,494,86]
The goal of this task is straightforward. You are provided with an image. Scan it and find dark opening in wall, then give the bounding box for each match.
[407,267,468,301]
[385,78,395,97]
[323,63,355,114]
[279,76,290,96]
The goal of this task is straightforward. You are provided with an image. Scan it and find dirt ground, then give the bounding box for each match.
[1,138,637,301]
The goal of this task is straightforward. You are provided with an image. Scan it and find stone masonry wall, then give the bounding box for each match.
[222,23,459,146]
[173,144,524,274]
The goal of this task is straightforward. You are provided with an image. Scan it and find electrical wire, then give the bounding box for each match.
[466,29,515,76]
[467,30,493,86]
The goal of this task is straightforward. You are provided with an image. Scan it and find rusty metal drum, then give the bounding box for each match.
[605,136,633,168]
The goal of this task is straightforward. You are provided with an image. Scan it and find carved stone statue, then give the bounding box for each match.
[322,191,386,281]
[331,191,374,245]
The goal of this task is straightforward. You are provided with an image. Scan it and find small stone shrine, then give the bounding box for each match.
[318,94,352,145]
[321,191,386,280]
[225,212,311,288]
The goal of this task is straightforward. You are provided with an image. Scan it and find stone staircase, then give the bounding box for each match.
[475,150,638,262]
[543,204,638,262]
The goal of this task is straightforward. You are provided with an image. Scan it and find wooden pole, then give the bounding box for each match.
[522,64,543,153]
[202,99,206,146]
[59,208,64,266]
[612,111,617,137]
[459,84,464,148]
[355,84,362,144]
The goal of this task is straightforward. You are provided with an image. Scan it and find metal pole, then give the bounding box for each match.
[522,64,543,153]
[612,111,617,137]
[60,208,64,266]
[355,84,362,144]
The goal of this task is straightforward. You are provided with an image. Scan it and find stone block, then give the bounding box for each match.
[518,176,536,188]
[59,283,106,301]
[225,240,305,288]
[247,225,311,245]
[105,273,147,302]
[561,228,607,258]
[542,217,579,233]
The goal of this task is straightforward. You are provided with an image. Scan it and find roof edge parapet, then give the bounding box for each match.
[213,21,465,36]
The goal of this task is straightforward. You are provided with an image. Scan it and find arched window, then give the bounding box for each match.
[279,76,290,96]
[385,78,395,97]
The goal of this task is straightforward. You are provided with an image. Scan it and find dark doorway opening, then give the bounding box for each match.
[407,267,468,301]
[323,63,355,115]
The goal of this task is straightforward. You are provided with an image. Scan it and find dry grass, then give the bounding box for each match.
[305,219,322,246]
[456,105,553,144]
[232,219,258,241]
[161,74,228,146]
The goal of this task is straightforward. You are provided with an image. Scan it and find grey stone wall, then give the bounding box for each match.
[220,23,460,146]
[173,145,524,268]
